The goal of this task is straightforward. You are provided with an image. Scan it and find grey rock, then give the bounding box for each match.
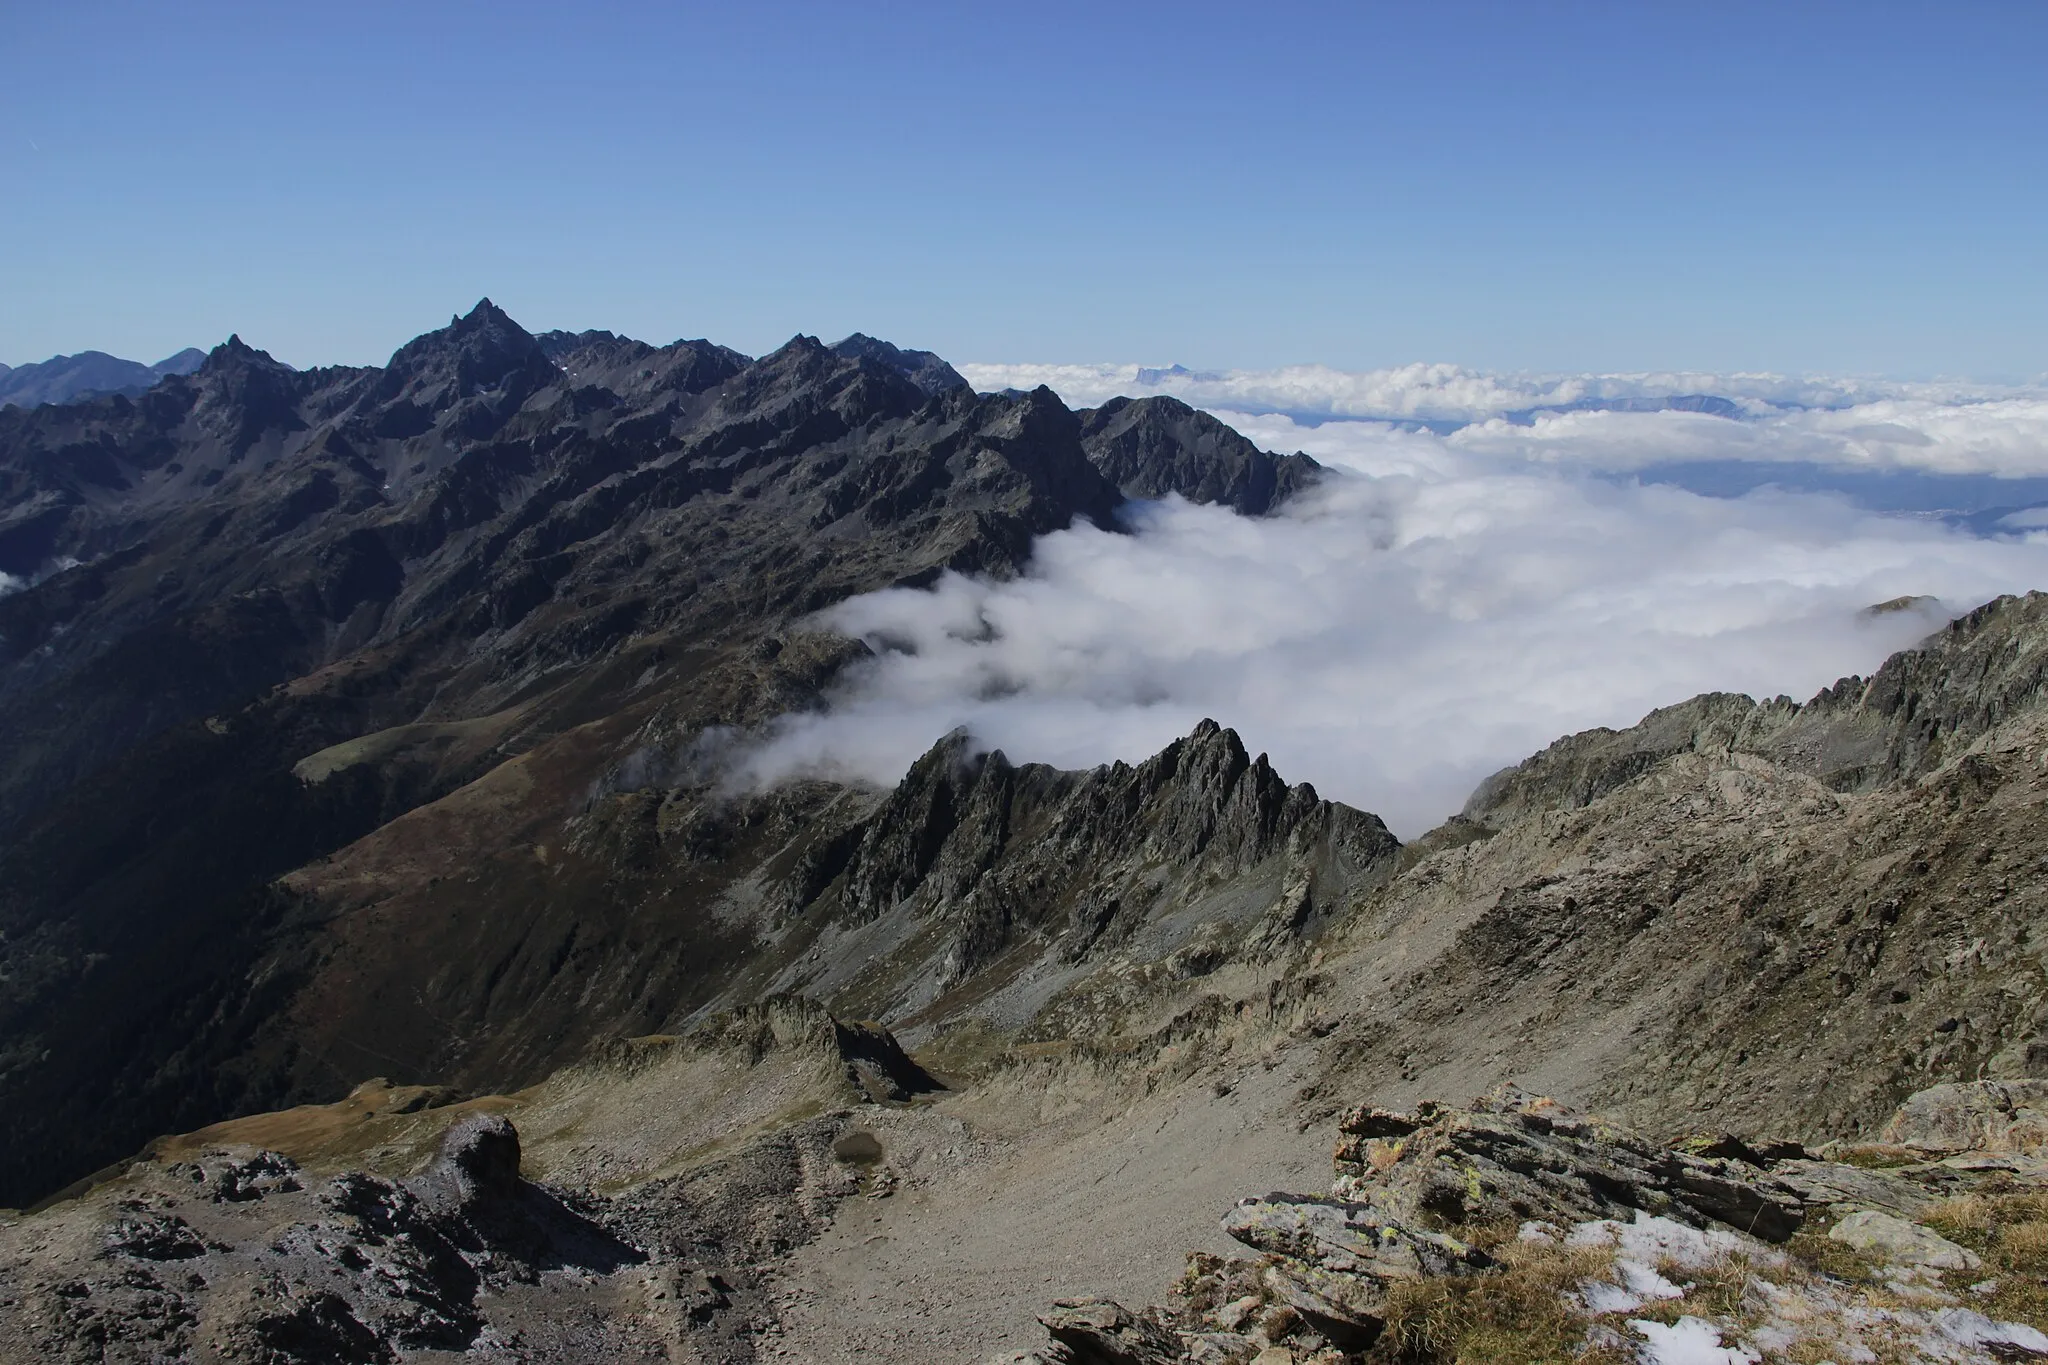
[1038,1296,1184,1365]
[1222,1193,1490,1279]
[1766,1159,1934,1219]
[1257,1257,1384,1348]
[1332,1092,1807,1242]
[1882,1080,2048,1154]
[1829,1209,1982,1270]
[426,1113,521,1206]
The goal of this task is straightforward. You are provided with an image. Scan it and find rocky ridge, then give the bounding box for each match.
[0,302,1325,1207]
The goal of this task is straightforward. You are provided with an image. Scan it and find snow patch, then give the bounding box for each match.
[1935,1307,2048,1355]
[1627,1315,1760,1365]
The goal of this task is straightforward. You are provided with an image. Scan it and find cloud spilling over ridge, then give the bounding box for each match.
[733,412,2048,837]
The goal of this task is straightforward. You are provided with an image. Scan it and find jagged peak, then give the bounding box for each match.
[827,334,970,396]
[377,298,547,382]
[899,727,994,783]
[456,297,513,328]
[199,334,292,375]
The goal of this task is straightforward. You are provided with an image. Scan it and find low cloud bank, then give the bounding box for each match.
[732,412,2048,838]
[959,359,2048,430]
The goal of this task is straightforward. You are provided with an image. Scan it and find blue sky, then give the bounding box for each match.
[3,1,2042,376]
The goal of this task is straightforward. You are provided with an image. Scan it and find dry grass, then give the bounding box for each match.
[1369,1238,1633,1365]
[1921,1191,2048,1333]
[1783,1227,1891,1289]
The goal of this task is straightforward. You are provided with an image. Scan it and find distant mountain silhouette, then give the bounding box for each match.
[0,347,205,409]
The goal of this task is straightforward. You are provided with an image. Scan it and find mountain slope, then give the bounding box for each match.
[11,595,2048,1360]
[0,302,1328,1207]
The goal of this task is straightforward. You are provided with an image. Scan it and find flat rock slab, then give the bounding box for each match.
[1828,1210,1981,1271]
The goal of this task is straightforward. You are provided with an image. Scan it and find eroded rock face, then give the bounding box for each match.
[799,721,1398,1004]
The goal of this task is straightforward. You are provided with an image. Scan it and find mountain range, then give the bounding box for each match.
[0,346,206,410]
[2,303,2047,1362]
[0,299,1319,1210]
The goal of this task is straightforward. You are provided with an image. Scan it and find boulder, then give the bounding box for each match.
[1881,1081,2048,1155]
[421,1113,521,1209]
[1828,1210,1982,1271]
[1038,1297,1185,1365]
[1767,1159,1933,1219]
[1221,1194,1490,1279]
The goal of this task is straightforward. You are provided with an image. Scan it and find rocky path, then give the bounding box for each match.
[773,1057,1330,1361]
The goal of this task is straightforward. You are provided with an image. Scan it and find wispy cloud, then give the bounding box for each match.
[729,408,2048,837]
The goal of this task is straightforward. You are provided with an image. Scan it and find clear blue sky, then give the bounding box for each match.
[3,1,2042,377]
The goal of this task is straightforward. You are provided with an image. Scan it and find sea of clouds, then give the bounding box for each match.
[729,365,2048,837]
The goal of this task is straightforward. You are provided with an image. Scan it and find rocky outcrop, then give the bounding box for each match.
[1882,1079,2048,1154]
[1016,1086,2048,1364]
[1328,1090,1805,1242]
[1077,395,1321,516]
[0,1119,653,1363]
[762,721,1400,1018]
[689,995,944,1104]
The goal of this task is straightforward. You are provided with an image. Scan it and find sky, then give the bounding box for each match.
[3,0,2045,377]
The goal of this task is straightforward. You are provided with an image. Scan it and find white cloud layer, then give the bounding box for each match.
[729,410,2048,837]
[959,359,2048,428]
[1445,400,2048,478]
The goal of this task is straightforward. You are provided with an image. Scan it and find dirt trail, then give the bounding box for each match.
[770,1055,1331,1362]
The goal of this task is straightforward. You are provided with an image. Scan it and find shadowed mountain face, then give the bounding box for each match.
[0,301,1324,1206]
[0,347,204,410]
[1078,394,1321,514]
